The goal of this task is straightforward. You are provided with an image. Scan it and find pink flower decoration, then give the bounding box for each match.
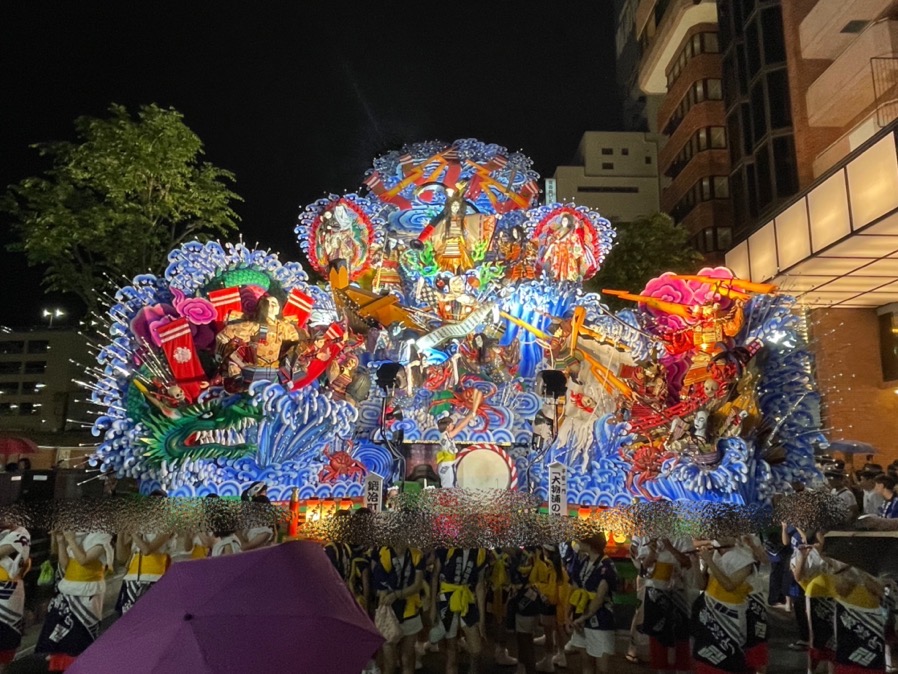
[130,304,178,348]
[171,288,216,325]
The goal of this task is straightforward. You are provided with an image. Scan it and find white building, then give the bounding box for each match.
[553,131,663,223]
[0,328,90,434]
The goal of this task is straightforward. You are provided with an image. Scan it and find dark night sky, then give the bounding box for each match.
[0,2,621,327]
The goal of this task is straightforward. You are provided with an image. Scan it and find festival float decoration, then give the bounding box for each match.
[89,138,824,513]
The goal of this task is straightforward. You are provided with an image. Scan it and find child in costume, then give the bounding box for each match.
[373,541,426,674]
[430,547,488,674]
[568,532,618,673]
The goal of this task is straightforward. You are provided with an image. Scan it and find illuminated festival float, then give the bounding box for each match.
[88,139,824,514]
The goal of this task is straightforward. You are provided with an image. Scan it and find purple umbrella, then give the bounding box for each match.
[69,540,383,674]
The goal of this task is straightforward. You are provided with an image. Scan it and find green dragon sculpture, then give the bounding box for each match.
[132,386,262,465]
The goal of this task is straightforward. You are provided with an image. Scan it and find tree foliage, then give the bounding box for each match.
[585,212,703,311]
[2,103,242,314]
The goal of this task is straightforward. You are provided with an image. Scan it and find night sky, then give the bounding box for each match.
[0,2,620,327]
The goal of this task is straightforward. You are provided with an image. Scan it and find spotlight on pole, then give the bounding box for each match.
[42,307,66,329]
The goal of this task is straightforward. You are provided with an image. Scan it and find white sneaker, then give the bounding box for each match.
[425,642,440,653]
[533,634,547,646]
[415,641,426,657]
[563,638,576,654]
[495,646,518,666]
[536,654,555,672]
[552,651,568,668]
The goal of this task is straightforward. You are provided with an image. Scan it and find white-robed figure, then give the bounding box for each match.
[434,390,483,489]
[0,524,30,671]
[36,531,114,672]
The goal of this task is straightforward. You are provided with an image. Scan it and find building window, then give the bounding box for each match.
[664,79,725,134]
[18,402,40,416]
[666,31,723,88]
[0,362,21,375]
[773,135,799,198]
[762,7,787,65]
[601,148,613,155]
[713,176,730,198]
[27,340,50,354]
[621,148,630,156]
[0,404,15,416]
[767,69,792,129]
[0,383,18,396]
[751,80,768,142]
[690,226,734,254]
[23,361,46,375]
[841,20,869,34]
[19,382,42,395]
[879,313,898,381]
[756,142,773,211]
[602,162,614,170]
[666,127,728,179]
[671,175,732,221]
[645,156,652,164]
[0,342,24,355]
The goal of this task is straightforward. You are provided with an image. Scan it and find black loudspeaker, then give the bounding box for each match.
[0,474,22,506]
[376,362,404,389]
[538,370,568,398]
[19,469,106,502]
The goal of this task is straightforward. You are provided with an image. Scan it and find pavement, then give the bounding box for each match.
[8,590,808,673]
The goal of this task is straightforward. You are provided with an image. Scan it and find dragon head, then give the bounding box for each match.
[140,394,261,466]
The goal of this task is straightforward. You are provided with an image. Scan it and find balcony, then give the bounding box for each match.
[799,0,896,61]
[807,19,898,128]
[636,0,718,95]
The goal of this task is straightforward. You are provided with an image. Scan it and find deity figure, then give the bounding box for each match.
[436,275,476,321]
[542,213,594,282]
[369,238,404,295]
[216,294,303,378]
[499,226,538,281]
[317,206,361,266]
[411,187,494,274]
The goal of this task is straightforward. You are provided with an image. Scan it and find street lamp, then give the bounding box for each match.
[42,308,65,328]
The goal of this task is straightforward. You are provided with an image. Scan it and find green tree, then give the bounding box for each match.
[585,212,703,311]
[2,103,242,314]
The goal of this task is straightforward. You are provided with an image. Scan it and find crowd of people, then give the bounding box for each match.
[0,481,276,672]
[0,461,896,673]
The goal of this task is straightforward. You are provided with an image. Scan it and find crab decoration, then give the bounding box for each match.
[318,444,368,484]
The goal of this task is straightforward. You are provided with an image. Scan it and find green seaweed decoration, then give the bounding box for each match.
[400,241,439,279]
[475,261,506,288]
[471,239,489,263]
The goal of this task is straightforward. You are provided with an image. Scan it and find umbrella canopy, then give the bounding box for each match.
[69,541,383,674]
[823,440,877,455]
[0,436,37,456]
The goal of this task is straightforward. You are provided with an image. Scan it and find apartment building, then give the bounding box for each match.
[0,328,90,434]
[721,0,898,459]
[619,0,733,258]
